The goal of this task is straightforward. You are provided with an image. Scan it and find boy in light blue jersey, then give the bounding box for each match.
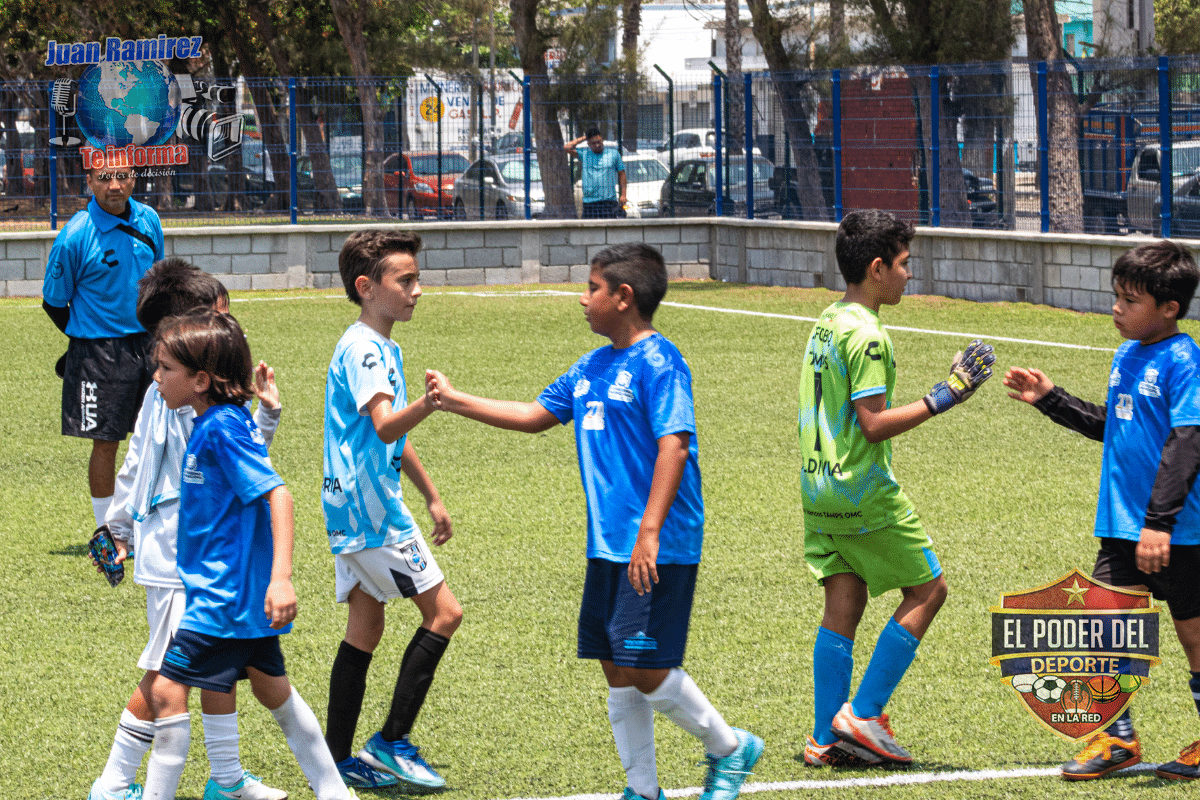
[321,230,461,791]
[428,243,761,800]
[1006,240,1200,782]
[141,310,354,800]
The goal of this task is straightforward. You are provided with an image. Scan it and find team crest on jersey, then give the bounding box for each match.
[608,370,634,402]
[1138,368,1162,398]
[1109,367,1121,387]
[990,570,1160,741]
[573,378,591,398]
[399,541,427,571]
[182,453,204,484]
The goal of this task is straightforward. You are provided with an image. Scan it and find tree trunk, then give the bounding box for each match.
[621,0,641,153]
[746,0,830,221]
[511,0,573,218]
[725,0,745,155]
[331,0,386,214]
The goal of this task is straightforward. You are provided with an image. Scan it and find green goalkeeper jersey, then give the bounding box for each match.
[798,301,915,534]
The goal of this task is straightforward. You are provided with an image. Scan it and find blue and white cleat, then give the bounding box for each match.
[358,731,446,789]
[699,728,763,800]
[202,770,288,800]
[336,755,401,788]
[87,780,143,800]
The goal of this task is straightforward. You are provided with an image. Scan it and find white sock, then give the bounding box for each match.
[96,709,155,795]
[269,687,349,800]
[643,668,738,757]
[202,711,244,787]
[92,495,113,528]
[143,713,191,800]
[609,685,658,799]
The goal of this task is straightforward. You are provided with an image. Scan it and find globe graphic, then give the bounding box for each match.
[75,61,181,148]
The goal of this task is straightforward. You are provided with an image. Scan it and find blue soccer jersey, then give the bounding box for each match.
[322,322,420,554]
[178,404,288,638]
[538,332,704,564]
[1098,333,1200,544]
[42,197,164,338]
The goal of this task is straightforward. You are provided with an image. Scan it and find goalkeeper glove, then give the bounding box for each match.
[924,338,995,415]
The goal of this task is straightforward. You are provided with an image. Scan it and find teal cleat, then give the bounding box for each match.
[201,770,288,800]
[358,731,446,790]
[87,780,143,800]
[699,729,763,800]
[336,755,400,789]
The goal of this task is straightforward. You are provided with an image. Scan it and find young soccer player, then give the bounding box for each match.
[321,230,461,790]
[90,258,286,800]
[426,242,763,800]
[1005,240,1200,782]
[798,209,993,768]
[140,310,355,800]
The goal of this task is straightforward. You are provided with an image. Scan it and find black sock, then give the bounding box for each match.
[326,640,373,762]
[381,627,450,742]
[1190,671,1200,718]
[1105,708,1135,741]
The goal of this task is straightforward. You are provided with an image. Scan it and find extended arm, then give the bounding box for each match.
[1004,366,1106,440]
[426,369,559,433]
[617,169,627,205]
[565,135,586,155]
[628,432,690,595]
[854,393,933,444]
[264,484,297,629]
[399,439,452,545]
[366,388,436,444]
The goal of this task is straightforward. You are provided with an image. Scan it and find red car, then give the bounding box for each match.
[384,151,470,219]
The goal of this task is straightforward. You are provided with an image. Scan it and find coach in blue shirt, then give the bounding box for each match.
[566,127,626,219]
[42,162,164,529]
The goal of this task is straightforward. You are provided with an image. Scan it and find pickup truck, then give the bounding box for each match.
[1124,141,1200,233]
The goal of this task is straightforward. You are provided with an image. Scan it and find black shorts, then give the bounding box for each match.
[159,628,287,693]
[582,199,624,219]
[61,333,154,441]
[577,559,697,669]
[1093,537,1200,620]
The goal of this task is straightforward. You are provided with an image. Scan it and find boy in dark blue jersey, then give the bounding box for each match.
[1006,240,1200,782]
[427,243,761,800]
[140,310,355,800]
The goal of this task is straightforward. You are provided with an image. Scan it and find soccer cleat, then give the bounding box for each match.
[358,731,446,789]
[831,703,912,765]
[1155,739,1200,780]
[88,780,144,800]
[803,735,884,767]
[202,771,288,800]
[336,756,400,788]
[622,788,665,800]
[699,728,764,800]
[1060,732,1141,780]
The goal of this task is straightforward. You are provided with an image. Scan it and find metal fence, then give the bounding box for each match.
[6,55,1200,235]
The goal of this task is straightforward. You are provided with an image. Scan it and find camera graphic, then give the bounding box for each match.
[174,73,243,161]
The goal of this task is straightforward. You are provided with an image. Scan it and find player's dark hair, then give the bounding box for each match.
[338,229,422,306]
[156,310,254,406]
[137,257,227,334]
[1112,240,1200,319]
[835,209,915,285]
[591,243,668,321]
[585,126,603,140]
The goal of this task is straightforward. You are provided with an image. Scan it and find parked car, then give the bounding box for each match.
[383,151,470,219]
[660,157,778,217]
[573,153,668,218]
[491,132,526,154]
[452,154,548,219]
[1153,170,1200,237]
[655,128,760,166]
[961,168,999,228]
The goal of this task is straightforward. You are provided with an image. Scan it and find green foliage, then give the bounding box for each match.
[4,282,1199,799]
[1155,0,1200,56]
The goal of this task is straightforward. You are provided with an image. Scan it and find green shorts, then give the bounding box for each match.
[804,513,942,597]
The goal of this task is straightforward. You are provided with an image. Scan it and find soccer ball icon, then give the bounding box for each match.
[1032,675,1067,703]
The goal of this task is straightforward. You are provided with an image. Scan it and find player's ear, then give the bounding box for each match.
[354,274,374,300]
[616,283,635,312]
[192,370,212,394]
[1162,299,1181,320]
[866,256,886,282]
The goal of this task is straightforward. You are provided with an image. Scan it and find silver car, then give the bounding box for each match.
[452,155,547,220]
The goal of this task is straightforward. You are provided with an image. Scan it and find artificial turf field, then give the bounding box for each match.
[2,280,1198,800]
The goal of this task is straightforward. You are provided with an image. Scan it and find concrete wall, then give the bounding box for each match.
[1,217,1161,314]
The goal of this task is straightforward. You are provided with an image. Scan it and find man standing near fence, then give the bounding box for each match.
[42,160,164,530]
[566,127,627,219]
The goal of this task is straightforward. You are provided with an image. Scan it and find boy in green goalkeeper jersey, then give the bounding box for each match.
[798,210,994,768]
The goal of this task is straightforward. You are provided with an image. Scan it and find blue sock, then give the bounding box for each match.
[1189,672,1200,718]
[812,627,854,746]
[851,617,920,719]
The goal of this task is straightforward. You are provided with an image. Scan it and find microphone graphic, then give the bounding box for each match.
[50,78,81,147]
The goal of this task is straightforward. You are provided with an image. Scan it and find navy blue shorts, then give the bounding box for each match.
[159,629,287,693]
[577,559,697,668]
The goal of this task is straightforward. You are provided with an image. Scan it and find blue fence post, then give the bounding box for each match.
[833,69,843,222]
[930,67,940,228]
[653,64,675,215]
[1159,55,1172,238]
[745,72,754,219]
[425,74,445,219]
[48,80,58,230]
[1037,62,1050,233]
[289,79,297,225]
[522,76,531,220]
[713,72,723,217]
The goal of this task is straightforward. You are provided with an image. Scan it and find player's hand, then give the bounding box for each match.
[425,369,452,410]
[1003,366,1054,405]
[265,579,297,629]
[1136,528,1171,573]
[628,531,660,596]
[428,497,453,545]
[113,538,130,565]
[254,361,280,410]
[924,339,995,415]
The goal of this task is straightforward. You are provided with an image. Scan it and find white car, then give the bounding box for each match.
[655,128,760,167]
[573,154,669,218]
